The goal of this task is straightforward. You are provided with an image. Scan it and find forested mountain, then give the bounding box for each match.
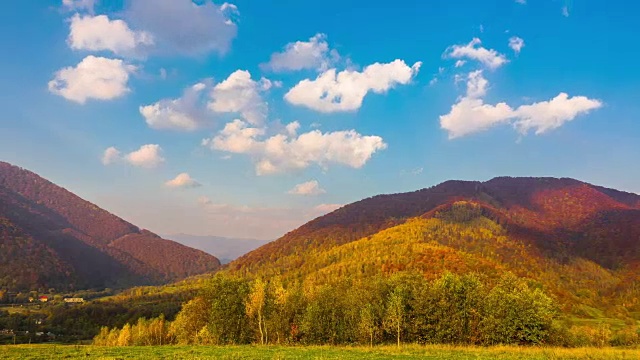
[0,161,220,292]
[228,177,640,317]
[231,177,640,273]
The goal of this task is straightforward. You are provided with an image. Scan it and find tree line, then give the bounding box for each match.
[93,271,640,347]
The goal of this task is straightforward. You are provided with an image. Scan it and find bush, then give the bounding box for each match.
[568,325,612,347]
[611,326,640,346]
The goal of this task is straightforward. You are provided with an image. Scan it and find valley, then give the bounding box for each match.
[3,165,639,350]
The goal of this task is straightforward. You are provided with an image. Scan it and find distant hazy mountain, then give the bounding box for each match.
[0,161,221,292]
[163,234,271,264]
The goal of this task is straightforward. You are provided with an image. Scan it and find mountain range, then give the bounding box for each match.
[0,161,220,292]
[3,159,640,323]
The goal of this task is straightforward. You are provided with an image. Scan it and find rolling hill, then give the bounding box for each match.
[0,161,221,292]
[228,177,640,317]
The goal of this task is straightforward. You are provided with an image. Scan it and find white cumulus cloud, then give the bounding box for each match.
[513,93,603,135]
[440,71,603,138]
[284,59,421,113]
[140,82,210,131]
[262,33,339,72]
[288,180,326,195]
[48,55,135,103]
[202,119,387,175]
[445,38,508,70]
[165,173,201,188]
[208,70,270,125]
[124,144,165,168]
[101,146,121,165]
[125,0,238,56]
[67,14,154,57]
[508,36,525,54]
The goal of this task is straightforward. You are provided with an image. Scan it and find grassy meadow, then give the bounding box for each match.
[2,345,640,360]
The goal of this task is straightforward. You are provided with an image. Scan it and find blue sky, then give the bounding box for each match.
[1,0,638,239]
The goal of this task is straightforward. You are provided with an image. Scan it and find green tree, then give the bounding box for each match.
[384,286,408,347]
[412,272,483,344]
[301,284,353,344]
[203,274,251,344]
[358,303,380,347]
[480,273,557,345]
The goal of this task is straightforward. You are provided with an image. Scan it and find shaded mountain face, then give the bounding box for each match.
[163,234,271,264]
[230,177,640,273]
[0,161,220,292]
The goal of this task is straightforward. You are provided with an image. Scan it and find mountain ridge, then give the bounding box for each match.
[230,176,640,273]
[0,161,221,292]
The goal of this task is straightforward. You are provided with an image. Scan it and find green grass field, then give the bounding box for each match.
[2,345,640,360]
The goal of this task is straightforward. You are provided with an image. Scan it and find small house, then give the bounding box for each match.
[63,297,84,303]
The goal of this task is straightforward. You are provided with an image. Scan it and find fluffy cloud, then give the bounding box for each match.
[261,33,339,72]
[445,38,508,70]
[101,146,120,165]
[208,70,270,125]
[440,71,603,138]
[285,59,421,113]
[440,71,513,138]
[165,173,201,188]
[62,0,95,12]
[508,36,525,54]
[512,93,603,135]
[141,82,210,131]
[125,144,165,168]
[67,14,154,57]
[287,180,326,195]
[102,144,165,168]
[203,119,387,175]
[48,56,135,103]
[125,0,238,56]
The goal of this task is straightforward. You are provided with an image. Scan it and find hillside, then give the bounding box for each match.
[34,177,640,342]
[231,177,640,272]
[0,161,220,292]
[228,177,640,317]
[163,234,271,264]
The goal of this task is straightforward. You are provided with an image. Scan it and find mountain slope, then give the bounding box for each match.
[230,177,640,273]
[227,177,640,317]
[0,161,220,291]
